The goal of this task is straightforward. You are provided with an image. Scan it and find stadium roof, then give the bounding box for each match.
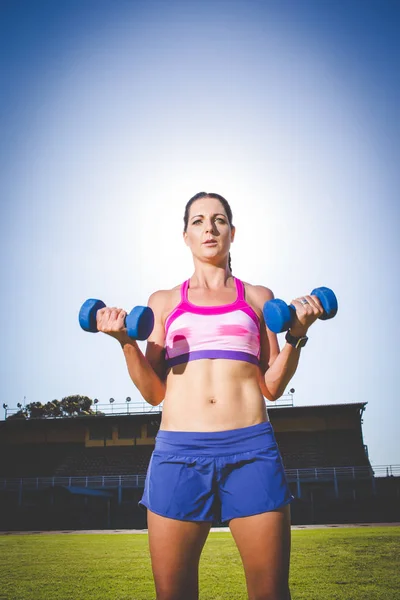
[271,402,367,409]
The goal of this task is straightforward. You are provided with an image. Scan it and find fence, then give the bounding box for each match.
[1,464,398,492]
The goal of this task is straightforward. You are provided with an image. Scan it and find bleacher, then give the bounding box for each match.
[275,430,369,469]
[54,445,154,477]
[0,443,155,478]
[0,428,369,479]
[0,443,78,478]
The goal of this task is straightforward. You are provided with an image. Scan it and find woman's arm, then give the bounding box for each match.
[260,338,304,401]
[254,285,323,401]
[119,290,168,406]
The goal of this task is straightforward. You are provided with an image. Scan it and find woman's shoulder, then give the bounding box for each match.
[147,282,184,322]
[241,279,275,312]
[148,281,183,301]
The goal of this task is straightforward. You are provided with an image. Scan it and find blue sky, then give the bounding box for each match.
[0,0,399,467]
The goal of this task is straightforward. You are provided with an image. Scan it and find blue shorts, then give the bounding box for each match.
[138,421,295,523]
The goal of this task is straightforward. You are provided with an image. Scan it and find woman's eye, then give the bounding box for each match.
[192,218,226,225]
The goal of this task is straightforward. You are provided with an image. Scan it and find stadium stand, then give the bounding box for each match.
[275,430,370,468]
[0,401,399,529]
[54,445,154,477]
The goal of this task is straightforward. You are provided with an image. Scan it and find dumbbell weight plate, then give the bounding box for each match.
[310,287,338,320]
[263,299,294,334]
[126,306,155,340]
[79,299,106,333]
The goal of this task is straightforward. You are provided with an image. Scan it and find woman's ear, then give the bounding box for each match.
[231,225,236,243]
[183,231,189,246]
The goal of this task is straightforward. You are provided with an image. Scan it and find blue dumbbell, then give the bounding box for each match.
[79,299,154,341]
[263,287,338,334]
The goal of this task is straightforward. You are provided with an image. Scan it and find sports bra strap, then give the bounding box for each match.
[234,277,245,302]
[181,279,189,302]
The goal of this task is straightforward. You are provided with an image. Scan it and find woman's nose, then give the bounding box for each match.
[204,220,215,233]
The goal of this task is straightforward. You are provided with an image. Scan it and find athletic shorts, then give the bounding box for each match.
[138,420,295,523]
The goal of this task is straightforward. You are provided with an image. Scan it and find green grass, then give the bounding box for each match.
[0,527,399,599]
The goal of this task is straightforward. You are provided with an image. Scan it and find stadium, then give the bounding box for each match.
[1,395,398,532]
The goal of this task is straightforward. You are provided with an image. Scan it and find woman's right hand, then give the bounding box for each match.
[96,307,130,344]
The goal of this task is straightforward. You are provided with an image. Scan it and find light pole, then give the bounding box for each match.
[289,388,295,406]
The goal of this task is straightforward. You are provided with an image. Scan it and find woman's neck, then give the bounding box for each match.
[190,266,233,290]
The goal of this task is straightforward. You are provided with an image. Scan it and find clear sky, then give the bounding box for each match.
[1,0,399,467]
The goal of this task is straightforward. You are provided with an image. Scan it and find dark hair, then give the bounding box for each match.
[183,192,234,273]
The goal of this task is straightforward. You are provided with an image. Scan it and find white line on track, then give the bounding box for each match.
[1,523,399,535]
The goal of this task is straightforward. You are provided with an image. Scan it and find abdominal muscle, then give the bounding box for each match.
[159,358,269,432]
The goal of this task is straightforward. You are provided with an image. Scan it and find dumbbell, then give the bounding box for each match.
[79,299,154,340]
[263,287,338,333]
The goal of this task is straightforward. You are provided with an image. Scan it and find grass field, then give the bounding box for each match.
[0,526,399,599]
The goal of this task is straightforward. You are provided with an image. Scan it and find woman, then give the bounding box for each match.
[97,192,324,600]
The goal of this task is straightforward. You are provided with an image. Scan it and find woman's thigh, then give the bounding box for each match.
[147,508,212,600]
[228,503,292,600]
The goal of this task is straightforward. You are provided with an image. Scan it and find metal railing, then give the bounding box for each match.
[2,393,297,420]
[0,475,146,491]
[1,465,398,492]
[3,400,162,419]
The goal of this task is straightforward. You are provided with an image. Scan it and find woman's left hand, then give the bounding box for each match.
[289,295,325,337]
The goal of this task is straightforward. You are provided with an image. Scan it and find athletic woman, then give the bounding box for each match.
[96,192,324,600]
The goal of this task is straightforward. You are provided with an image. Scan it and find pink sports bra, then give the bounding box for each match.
[164,277,261,368]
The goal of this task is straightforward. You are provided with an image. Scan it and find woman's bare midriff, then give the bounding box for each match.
[155,278,271,432]
[159,358,269,432]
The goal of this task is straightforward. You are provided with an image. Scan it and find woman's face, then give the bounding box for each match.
[184,197,235,263]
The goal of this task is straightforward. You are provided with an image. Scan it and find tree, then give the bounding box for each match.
[6,395,104,420]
